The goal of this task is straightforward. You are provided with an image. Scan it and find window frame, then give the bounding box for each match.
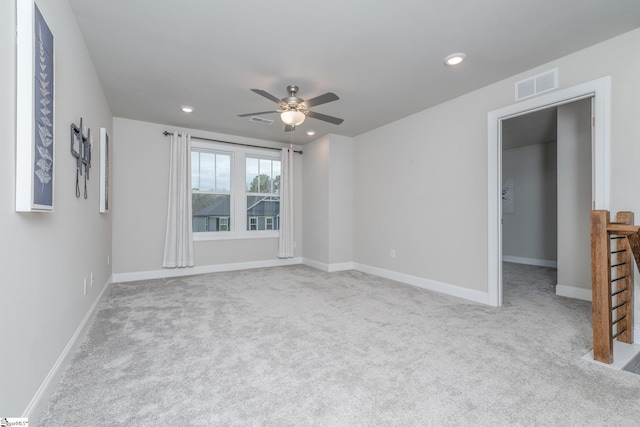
[249,217,258,231]
[191,147,233,234]
[191,140,281,241]
[245,155,281,232]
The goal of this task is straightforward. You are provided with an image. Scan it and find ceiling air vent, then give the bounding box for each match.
[249,116,274,126]
[515,68,558,101]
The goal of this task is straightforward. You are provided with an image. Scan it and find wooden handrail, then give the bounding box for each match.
[607,223,640,235]
[590,210,640,364]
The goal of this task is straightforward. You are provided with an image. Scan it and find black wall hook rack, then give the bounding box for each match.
[70,118,92,198]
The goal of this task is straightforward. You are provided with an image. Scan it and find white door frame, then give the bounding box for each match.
[487,76,611,307]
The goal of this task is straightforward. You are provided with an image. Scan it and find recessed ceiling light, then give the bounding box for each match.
[306,130,316,136]
[181,105,194,113]
[444,53,466,66]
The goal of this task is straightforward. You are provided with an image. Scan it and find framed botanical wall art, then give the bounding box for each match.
[16,0,55,212]
[99,128,110,213]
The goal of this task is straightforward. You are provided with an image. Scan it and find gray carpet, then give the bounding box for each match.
[39,263,640,426]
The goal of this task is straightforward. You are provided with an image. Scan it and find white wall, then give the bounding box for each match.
[557,99,593,290]
[301,136,330,265]
[302,134,354,269]
[502,142,558,264]
[328,135,354,265]
[353,28,640,297]
[111,118,302,278]
[353,91,489,291]
[0,0,112,417]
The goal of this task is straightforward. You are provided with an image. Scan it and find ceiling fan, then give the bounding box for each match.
[238,85,344,132]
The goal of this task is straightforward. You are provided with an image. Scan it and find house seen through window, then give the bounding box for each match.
[246,156,281,231]
[191,144,281,237]
[191,149,231,232]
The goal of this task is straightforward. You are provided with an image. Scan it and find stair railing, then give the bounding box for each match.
[590,210,640,364]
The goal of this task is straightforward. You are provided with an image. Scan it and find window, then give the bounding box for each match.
[249,217,258,231]
[191,149,231,232]
[191,141,283,240]
[246,157,281,231]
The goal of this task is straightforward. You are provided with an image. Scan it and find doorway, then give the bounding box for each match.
[501,99,593,302]
[487,77,611,307]
[501,107,559,270]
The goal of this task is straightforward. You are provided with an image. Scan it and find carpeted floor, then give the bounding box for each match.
[39,263,640,426]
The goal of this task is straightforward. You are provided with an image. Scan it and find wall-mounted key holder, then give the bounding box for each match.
[70,118,92,198]
[83,127,92,178]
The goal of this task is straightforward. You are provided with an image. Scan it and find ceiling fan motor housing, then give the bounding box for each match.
[283,85,305,111]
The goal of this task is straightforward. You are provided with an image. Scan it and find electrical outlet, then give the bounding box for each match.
[390,249,396,258]
[90,272,94,286]
[83,278,87,295]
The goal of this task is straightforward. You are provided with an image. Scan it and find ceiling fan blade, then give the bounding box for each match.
[237,111,278,117]
[305,110,344,125]
[303,92,339,108]
[251,89,282,104]
[284,124,295,132]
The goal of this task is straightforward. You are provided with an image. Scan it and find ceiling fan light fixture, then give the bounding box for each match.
[240,85,343,131]
[281,110,306,126]
[444,52,466,66]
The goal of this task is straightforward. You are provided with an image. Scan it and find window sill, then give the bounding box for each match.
[193,231,279,242]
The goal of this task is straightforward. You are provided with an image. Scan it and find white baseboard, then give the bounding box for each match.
[555,283,592,301]
[303,259,490,304]
[301,258,354,273]
[301,258,330,272]
[117,258,490,306]
[353,263,491,305]
[23,276,113,421]
[503,255,558,268]
[328,262,355,272]
[112,257,303,283]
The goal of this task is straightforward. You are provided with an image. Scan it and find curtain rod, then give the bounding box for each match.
[162,131,303,154]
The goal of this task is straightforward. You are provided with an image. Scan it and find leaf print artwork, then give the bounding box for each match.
[35,168,52,185]
[37,145,51,161]
[39,112,52,127]
[36,158,52,177]
[32,5,54,207]
[37,122,53,144]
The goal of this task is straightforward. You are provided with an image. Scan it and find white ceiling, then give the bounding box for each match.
[67,0,640,144]
[502,107,558,150]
